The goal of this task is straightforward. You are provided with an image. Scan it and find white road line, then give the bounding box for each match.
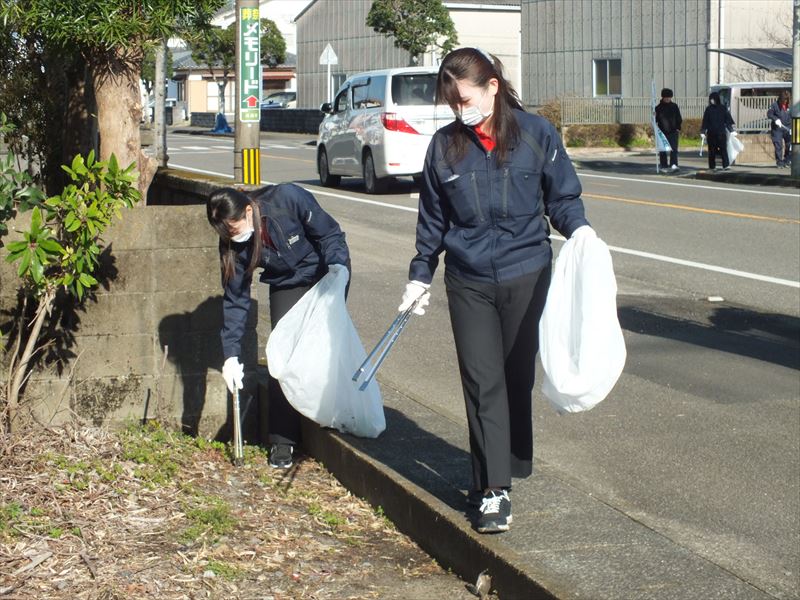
[179,145,210,150]
[265,144,299,150]
[577,172,799,197]
[169,162,800,289]
[212,145,233,149]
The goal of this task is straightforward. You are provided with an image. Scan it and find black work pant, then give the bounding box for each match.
[445,266,551,491]
[771,129,791,163]
[267,284,312,445]
[658,131,680,167]
[707,132,729,169]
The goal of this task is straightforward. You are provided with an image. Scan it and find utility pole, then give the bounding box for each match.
[154,38,169,168]
[792,0,799,179]
[234,0,261,185]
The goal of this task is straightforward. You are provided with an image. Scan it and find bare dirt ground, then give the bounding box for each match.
[0,423,487,599]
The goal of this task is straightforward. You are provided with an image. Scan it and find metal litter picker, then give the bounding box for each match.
[353,296,423,390]
[231,388,244,466]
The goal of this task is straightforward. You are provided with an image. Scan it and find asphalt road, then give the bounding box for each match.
[161,131,800,598]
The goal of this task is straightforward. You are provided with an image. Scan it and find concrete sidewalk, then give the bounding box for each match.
[297,384,774,600]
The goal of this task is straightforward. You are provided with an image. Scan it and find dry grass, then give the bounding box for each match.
[0,422,477,599]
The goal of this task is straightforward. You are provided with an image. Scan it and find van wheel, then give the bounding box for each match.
[363,151,387,194]
[318,148,340,187]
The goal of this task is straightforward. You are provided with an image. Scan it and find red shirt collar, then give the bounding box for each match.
[473,124,496,152]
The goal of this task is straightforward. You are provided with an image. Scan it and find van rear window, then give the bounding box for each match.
[391,74,438,106]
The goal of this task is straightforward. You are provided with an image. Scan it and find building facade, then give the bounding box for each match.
[520,0,793,107]
[295,0,521,109]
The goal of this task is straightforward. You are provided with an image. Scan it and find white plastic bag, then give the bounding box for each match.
[266,268,385,438]
[539,232,626,414]
[727,132,744,164]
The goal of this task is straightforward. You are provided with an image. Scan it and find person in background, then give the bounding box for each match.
[655,87,683,172]
[207,186,350,469]
[399,47,594,534]
[701,91,735,171]
[767,90,792,168]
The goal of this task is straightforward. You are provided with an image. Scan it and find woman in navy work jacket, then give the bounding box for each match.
[207,185,350,469]
[398,48,595,534]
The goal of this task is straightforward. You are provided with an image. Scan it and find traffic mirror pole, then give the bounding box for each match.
[235,0,261,185]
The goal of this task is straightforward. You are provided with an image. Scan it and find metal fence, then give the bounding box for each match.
[734,96,775,133]
[561,96,707,125]
[561,95,781,132]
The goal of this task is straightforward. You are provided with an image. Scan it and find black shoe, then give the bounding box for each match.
[268,443,294,469]
[476,490,512,533]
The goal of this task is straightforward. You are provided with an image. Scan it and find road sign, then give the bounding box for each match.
[239,7,261,123]
[319,43,338,66]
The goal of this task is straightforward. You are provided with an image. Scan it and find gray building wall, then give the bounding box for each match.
[521,0,710,106]
[296,0,413,109]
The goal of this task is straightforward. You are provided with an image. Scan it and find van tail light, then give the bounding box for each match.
[381,113,420,134]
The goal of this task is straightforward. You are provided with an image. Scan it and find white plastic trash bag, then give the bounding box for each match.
[266,267,385,438]
[539,231,626,414]
[727,132,744,164]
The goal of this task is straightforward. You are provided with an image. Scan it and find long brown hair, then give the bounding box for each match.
[207,187,262,285]
[436,47,524,166]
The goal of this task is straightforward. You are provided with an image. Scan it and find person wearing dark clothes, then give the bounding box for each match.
[207,186,350,469]
[399,48,593,534]
[767,90,792,168]
[701,91,735,170]
[655,88,683,171]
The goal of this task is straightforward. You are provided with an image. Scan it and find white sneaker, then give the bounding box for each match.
[670,164,679,171]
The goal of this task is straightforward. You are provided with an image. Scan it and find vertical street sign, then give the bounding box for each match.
[234,0,261,185]
[239,7,261,123]
[319,43,338,103]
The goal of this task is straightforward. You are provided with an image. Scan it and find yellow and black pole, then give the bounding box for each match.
[234,0,261,185]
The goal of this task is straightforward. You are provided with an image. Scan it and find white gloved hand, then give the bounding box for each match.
[328,263,349,282]
[775,119,783,128]
[222,356,244,394]
[570,225,596,240]
[398,280,431,316]
[731,130,738,136]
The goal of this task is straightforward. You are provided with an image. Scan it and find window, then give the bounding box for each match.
[352,80,370,109]
[392,73,437,105]
[333,86,349,113]
[365,76,386,108]
[593,59,621,97]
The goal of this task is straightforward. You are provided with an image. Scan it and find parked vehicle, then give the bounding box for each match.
[317,67,454,193]
[261,91,296,109]
[709,82,791,132]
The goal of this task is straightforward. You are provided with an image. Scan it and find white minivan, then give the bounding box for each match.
[317,67,454,193]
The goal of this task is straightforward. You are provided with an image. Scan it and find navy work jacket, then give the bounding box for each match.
[221,183,349,359]
[410,109,589,285]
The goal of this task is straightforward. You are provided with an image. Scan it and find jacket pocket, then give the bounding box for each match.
[442,171,484,225]
[503,167,540,217]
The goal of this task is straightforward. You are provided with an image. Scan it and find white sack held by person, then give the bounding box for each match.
[539,227,626,414]
[266,266,386,438]
[727,131,744,165]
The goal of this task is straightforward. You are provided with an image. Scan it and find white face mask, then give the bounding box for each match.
[231,229,253,243]
[457,88,493,126]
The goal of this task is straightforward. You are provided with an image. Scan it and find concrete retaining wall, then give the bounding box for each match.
[0,171,264,439]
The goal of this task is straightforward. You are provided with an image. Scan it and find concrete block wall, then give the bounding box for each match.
[0,172,264,439]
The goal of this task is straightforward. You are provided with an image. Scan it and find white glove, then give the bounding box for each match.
[570,225,596,240]
[731,131,738,137]
[328,263,349,282]
[398,280,431,316]
[775,119,783,128]
[222,356,244,394]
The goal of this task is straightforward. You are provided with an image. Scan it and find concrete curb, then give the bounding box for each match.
[299,418,570,600]
[691,170,799,187]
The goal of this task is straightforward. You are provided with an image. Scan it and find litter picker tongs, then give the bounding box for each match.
[231,388,244,466]
[353,296,422,391]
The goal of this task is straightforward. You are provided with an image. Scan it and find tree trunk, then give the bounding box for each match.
[5,289,55,433]
[90,49,156,200]
[218,81,227,115]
